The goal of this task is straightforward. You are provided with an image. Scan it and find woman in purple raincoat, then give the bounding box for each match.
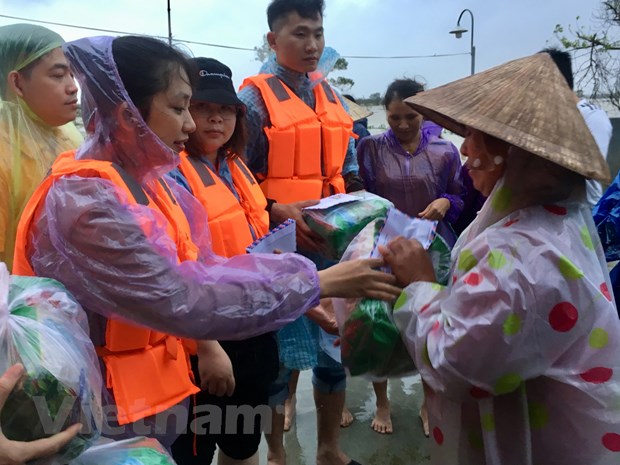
[14,35,404,448]
[357,79,465,247]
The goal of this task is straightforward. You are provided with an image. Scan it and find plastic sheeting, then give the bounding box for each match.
[20,35,321,342]
[0,24,82,270]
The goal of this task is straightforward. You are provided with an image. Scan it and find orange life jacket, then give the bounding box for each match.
[177,152,269,257]
[13,150,199,426]
[240,74,354,203]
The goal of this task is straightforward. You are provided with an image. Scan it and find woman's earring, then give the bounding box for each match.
[493,155,504,166]
[472,158,482,168]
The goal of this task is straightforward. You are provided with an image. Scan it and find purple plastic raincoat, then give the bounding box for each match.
[23,35,320,345]
[357,129,464,246]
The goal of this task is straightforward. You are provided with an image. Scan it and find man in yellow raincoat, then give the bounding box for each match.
[0,23,82,270]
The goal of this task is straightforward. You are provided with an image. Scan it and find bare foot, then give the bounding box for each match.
[419,405,430,438]
[340,406,354,428]
[267,448,286,465]
[316,448,350,465]
[283,393,296,432]
[371,403,393,434]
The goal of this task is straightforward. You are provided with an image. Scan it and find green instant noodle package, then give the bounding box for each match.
[70,437,177,465]
[333,210,450,379]
[0,264,103,464]
[302,191,393,260]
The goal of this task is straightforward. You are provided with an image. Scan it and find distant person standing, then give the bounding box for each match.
[540,47,612,208]
[343,94,371,146]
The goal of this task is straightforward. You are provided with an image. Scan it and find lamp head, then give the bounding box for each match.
[449,25,468,38]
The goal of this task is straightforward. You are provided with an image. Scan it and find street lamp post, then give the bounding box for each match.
[449,9,475,76]
[167,0,172,46]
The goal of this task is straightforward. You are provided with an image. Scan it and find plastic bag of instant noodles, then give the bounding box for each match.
[0,263,103,464]
[333,211,449,379]
[302,191,393,260]
[70,437,177,465]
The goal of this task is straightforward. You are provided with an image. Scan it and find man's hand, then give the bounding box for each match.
[0,364,82,465]
[196,341,235,397]
[270,200,325,252]
[418,198,450,221]
[306,298,339,335]
[379,237,436,287]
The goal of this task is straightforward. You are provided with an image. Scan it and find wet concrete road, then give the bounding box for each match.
[255,371,432,465]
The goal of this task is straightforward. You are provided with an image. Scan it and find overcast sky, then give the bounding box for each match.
[0,0,606,97]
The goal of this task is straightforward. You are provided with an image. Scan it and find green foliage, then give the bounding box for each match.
[553,1,620,108]
[356,92,382,106]
[328,76,355,91]
[253,34,272,63]
[328,57,355,91]
[334,57,349,70]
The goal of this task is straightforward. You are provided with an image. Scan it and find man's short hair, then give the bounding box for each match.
[539,47,574,90]
[267,0,325,31]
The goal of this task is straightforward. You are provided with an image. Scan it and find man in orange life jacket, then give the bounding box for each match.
[238,1,365,465]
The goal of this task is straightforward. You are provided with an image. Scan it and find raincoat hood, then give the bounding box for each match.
[0,23,64,98]
[63,35,179,184]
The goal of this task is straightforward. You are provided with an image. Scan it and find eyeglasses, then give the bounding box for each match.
[190,102,240,120]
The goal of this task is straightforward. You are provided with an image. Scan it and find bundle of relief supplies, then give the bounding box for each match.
[302,191,393,259]
[70,437,177,465]
[333,209,451,379]
[0,263,103,464]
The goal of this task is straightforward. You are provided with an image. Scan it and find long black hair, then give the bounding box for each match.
[112,35,196,120]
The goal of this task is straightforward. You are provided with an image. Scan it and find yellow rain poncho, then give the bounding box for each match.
[0,23,82,270]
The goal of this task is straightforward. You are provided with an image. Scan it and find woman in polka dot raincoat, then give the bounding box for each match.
[379,53,620,464]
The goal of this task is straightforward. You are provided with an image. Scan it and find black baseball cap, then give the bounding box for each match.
[190,57,244,106]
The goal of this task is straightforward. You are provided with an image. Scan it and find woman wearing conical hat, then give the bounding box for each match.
[378,53,620,464]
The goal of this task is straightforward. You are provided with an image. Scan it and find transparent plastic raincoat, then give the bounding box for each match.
[18,35,320,345]
[0,24,82,271]
[393,149,620,464]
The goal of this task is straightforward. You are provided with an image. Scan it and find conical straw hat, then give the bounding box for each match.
[404,53,610,182]
[343,97,373,122]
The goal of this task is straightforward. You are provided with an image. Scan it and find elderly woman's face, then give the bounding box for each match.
[460,128,507,197]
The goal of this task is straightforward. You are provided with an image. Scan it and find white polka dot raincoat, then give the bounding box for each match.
[394,179,620,465]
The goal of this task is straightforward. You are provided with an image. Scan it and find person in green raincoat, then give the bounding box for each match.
[0,23,82,271]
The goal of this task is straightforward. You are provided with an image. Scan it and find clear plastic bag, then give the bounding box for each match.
[333,213,450,379]
[302,191,393,259]
[70,437,177,465]
[333,219,415,379]
[0,263,103,464]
